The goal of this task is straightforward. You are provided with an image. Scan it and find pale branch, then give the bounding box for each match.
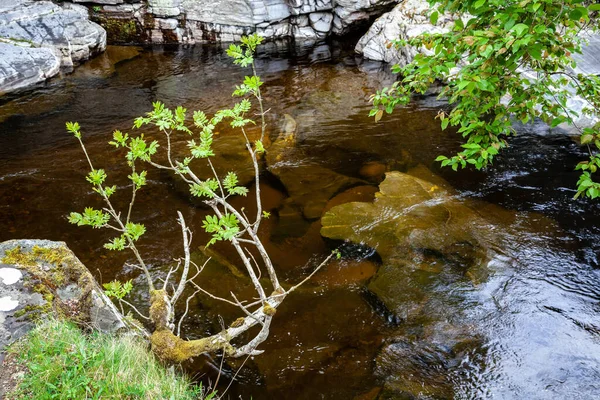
[215,198,281,291]
[231,316,273,357]
[162,259,181,291]
[126,162,137,224]
[244,248,262,281]
[231,292,264,325]
[189,281,241,308]
[119,298,151,321]
[208,202,267,302]
[240,126,263,232]
[286,252,334,295]
[171,211,191,306]
[177,288,201,337]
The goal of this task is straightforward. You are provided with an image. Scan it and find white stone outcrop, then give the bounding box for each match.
[83,0,399,44]
[355,0,454,65]
[0,0,107,94]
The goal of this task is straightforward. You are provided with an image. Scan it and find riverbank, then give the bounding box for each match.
[1,319,209,399]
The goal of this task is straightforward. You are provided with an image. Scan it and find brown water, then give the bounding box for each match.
[1,43,600,399]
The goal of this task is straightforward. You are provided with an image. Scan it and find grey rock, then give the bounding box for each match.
[149,0,181,17]
[0,42,60,95]
[309,11,332,33]
[356,0,455,65]
[176,0,398,43]
[0,240,134,361]
[0,0,107,94]
[0,1,106,68]
[73,0,125,4]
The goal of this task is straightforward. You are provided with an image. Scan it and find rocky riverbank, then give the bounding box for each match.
[81,0,399,44]
[0,1,106,95]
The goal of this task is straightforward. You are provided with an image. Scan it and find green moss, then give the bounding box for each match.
[149,289,170,331]
[151,329,234,363]
[2,245,99,326]
[2,246,72,288]
[230,317,245,328]
[92,15,144,44]
[263,304,277,316]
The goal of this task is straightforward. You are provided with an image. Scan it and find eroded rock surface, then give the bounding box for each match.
[0,0,106,94]
[355,0,455,65]
[0,240,128,362]
[74,0,399,44]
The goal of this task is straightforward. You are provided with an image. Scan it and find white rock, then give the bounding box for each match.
[355,0,454,65]
[0,1,106,68]
[309,12,333,33]
[149,0,181,17]
[0,42,61,95]
[0,268,22,286]
[73,0,124,4]
[178,0,396,42]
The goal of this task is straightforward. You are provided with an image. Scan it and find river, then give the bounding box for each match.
[1,41,599,399]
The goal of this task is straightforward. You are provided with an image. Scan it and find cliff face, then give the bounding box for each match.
[79,0,400,44]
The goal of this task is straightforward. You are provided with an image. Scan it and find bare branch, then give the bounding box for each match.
[163,259,181,291]
[119,298,151,321]
[177,288,201,336]
[171,211,192,305]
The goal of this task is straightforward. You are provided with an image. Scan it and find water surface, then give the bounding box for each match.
[1,42,599,399]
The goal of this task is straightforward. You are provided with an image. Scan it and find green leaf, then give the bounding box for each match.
[581,134,594,144]
[430,10,439,25]
[528,44,542,60]
[66,121,81,139]
[473,0,485,9]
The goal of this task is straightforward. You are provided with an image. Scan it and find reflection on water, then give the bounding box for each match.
[1,42,600,399]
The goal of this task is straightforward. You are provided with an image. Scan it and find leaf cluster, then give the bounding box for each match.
[103,279,133,300]
[372,0,600,198]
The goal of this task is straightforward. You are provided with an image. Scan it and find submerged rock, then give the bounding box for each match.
[0,0,107,94]
[322,169,500,262]
[0,240,130,362]
[267,113,367,219]
[320,167,522,322]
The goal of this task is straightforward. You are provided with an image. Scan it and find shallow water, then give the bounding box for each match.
[1,42,600,399]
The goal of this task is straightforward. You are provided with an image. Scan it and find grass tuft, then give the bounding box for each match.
[7,319,214,399]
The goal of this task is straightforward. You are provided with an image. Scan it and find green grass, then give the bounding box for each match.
[7,319,214,399]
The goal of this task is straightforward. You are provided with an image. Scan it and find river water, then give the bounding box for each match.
[0,42,599,399]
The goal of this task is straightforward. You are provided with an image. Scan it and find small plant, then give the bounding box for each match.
[92,5,101,13]
[66,34,335,362]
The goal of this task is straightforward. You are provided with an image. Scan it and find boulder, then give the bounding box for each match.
[0,0,107,94]
[0,1,106,69]
[355,0,455,65]
[114,0,400,43]
[0,240,131,362]
[0,42,60,95]
[320,168,511,319]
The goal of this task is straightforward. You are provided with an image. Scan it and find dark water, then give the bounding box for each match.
[1,42,600,399]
